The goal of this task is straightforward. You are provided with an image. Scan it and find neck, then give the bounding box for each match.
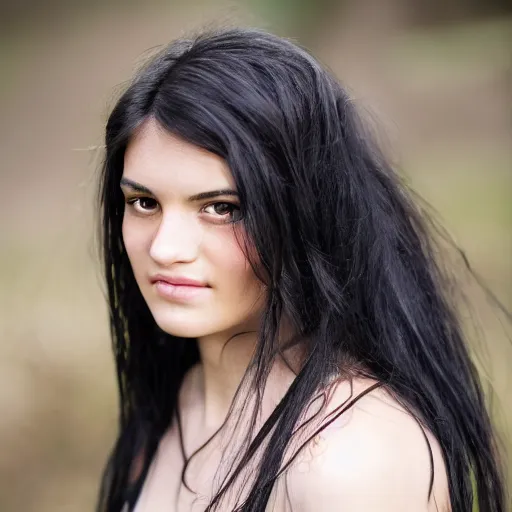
[193,319,300,430]
[197,329,257,427]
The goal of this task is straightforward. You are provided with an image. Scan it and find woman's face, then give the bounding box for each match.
[121,118,265,339]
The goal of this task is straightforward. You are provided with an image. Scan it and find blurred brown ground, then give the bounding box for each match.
[0,1,510,510]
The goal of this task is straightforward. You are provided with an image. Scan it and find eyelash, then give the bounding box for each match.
[124,197,242,223]
[125,197,158,214]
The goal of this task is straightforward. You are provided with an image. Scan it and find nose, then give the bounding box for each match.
[149,212,201,266]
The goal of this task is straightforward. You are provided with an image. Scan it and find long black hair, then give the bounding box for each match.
[97,27,508,511]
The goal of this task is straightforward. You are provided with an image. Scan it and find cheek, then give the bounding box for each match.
[205,227,262,293]
[122,218,148,271]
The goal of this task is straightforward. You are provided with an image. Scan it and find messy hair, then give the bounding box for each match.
[97,27,507,511]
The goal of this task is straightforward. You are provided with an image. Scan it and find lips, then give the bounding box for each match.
[150,274,211,302]
[150,274,209,287]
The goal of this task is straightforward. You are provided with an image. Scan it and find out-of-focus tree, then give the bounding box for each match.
[0,0,170,28]
[406,0,512,26]
[249,0,512,42]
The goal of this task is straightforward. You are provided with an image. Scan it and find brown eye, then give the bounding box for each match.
[204,202,241,222]
[126,197,159,215]
[214,203,232,215]
[138,198,157,210]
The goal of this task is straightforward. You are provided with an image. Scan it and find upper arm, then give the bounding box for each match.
[285,382,450,512]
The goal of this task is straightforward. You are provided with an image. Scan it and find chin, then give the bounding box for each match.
[151,308,218,339]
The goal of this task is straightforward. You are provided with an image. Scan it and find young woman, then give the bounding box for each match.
[96,28,507,511]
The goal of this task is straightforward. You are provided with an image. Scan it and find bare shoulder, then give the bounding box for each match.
[285,378,450,512]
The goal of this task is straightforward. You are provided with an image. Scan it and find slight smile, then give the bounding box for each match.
[150,274,211,302]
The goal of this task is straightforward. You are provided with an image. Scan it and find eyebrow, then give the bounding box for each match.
[120,177,238,201]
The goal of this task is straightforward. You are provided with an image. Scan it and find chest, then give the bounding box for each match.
[132,427,291,512]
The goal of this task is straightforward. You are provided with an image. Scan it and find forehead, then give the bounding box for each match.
[123,118,235,192]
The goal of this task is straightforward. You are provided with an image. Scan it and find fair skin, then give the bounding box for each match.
[121,118,450,511]
[121,118,269,429]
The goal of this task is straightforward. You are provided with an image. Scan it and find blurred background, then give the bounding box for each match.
[0,1,510,510]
